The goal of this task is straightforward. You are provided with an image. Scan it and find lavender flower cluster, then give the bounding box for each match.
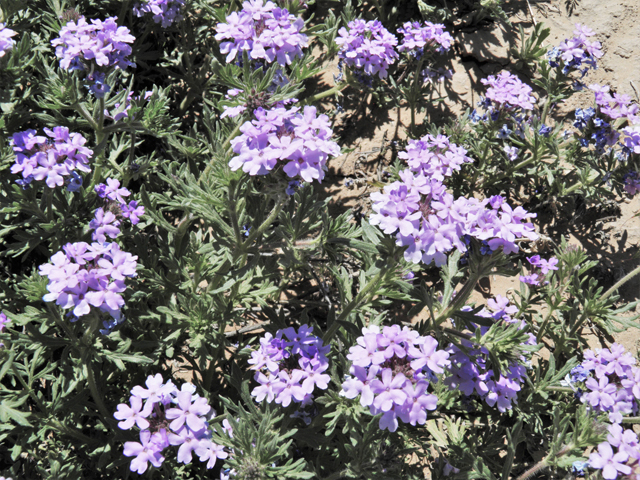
[519,255,559,286]
[0,23,17,57]
[114,374,227,473]
[370,134,538,266]
[51,16,135,72]
[444,296,536,412]
[39,241,138,325]
[592,84,639,122]
[10,127,93,190]
[340,324,450,432]
[229,105,340,183]
[397,21,453,57]
[548,24,602,86]
[94,178,145,233]
[249,325,330,408]
[589,424,640,480]
[480,71,536,112]
[335,19,399,80]
[564,343,640,423]
[215,0,308,66]
[133,0,185,28]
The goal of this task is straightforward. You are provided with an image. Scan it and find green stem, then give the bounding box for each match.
[620,416,640,424]
[601,264,640,300]
[544,386,575,393]
[409,58,424,137]
[11,362,46,413]
[323,265,392,342]
[436,271,482,325]
[228,182,243,246]
[540,96,552,125]
[304,83,348,105]
[47,418,101,446]
[239,197,284,252]
[320,470,348,480]
[514,444,572,480]
[82,350,113,424]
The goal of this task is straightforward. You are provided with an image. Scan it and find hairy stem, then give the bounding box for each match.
[602,264,640,300]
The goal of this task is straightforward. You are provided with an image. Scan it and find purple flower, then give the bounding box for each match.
[123,430,165,474]
[215,0,308,66]
[0,23,17,57]
[250,325,331,408]
[589,443,631,480]
[9,128,93,189]
[114,395,153,430]
[90,208,121,243]
[51,16,135,72]
[120,200,145,225]
[335,19,398,80]
[134,0,185,28]
[341,325,449,431]
[166,391,212,432]
[229,105,340,184]
[481,71,536,111]
[397,21,453,56]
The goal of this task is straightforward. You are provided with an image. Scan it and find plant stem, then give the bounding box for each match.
[436,270,482,325]
[541,96,552,125]
[601,264,640,300]
[409,58,424,137]
[304,83,348,105]
[82,349,113,424]
[323,265,392,342]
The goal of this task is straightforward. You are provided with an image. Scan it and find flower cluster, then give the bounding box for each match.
[10,127,93,190]
[39,241,138,323]
[133,0,185,28]
[589,424,640,480]
[397,21,453,56]
[229,105,340,183]
[444,296,536,412]
[564,343,640,423]
[335,19,399,80]
[215,0,308,66]
[51,16,135,72]
[623,171,640,196]
[341,324,450,432]
[95,178,145,226]
[519,255,559,286]
[548,24,602,84]
[114,375,227,474]
[0,23,17,57]
[0,312,9,348]
[370,135,538,266]
[591,84,640,122]
[249,325,330,408]
[480,71,536,111]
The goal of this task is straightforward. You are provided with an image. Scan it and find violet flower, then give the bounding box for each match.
[0,23,17,57]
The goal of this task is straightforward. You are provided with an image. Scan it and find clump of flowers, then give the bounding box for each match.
[519,255,559,286]
[215,0,308,66]
[9,127,93,190]
[114,375,227,474]
[397,21,453,56]
[340,324,450,432]
[229,104,340,183]
[369,135,538,267]
[589,424,640,480]
[563,344,640,423]
[94,178,145,226]
[133,0,185,28]
[548,24,602,85]
[51,16,135,96]
[249,324,330,408]
[444,296,536,412]
[39,241,138,324]
[480,71,536,111]
[591,84,640,122]
[51,16,135,71]
[0,23,17,57]
[335,19,399,80]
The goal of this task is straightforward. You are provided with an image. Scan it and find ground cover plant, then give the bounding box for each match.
[1,0,640,479]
